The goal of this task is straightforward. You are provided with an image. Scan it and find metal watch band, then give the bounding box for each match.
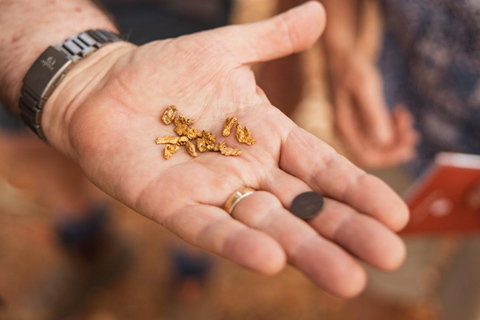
[19,29,123,142]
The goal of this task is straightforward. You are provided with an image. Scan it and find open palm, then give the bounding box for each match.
[45,2,408,297]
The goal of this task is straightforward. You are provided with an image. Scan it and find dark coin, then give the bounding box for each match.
[291,192,324,220]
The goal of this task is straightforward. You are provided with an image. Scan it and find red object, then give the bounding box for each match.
[401,153,480,234]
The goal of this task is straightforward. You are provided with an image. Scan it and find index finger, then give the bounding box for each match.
[280,126,409,231]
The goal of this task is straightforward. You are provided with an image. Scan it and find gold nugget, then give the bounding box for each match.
[197,138,207,153]
[213,142,225,152]
[235,123,256,145]
[178,114,194,125]
[155,135,180,145]
[161,106,177,125]
[185,140,198,157]
[178,136,189,146]
[164,144,180,160]
[213,142,242,156]
[220,146,242,156]
[201,130,217,150]
[186,126,202,140]
[173,118,189,136]
[222,117,237,137]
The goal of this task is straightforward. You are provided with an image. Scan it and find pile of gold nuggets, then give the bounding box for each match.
[156,106,256,160]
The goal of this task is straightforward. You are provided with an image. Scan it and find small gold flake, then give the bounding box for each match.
[186,126,202,140]
[178,136,189,146]
[173,117,181,126]
[164,144,180,160]
[202,130,217,151]
[161,106,177,125]
[156,135,180,145]
[173,118,189,136]
[178,114,194,125]
[197,138,207,153]
[213,142,225,152]
[222,117,237,137]
[185,140,198,157]
[212,142,242,156]
[235,123,256,145]
[220,147,242,156]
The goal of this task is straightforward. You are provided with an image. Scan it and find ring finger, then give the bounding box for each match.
[231,189,366,298]
[260,168,406,271]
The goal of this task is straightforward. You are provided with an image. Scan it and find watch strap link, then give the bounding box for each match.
[19,30,122,141]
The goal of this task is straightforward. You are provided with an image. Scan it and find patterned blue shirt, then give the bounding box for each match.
[379,0,480,173]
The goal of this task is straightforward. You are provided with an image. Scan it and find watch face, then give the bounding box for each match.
[23,46,72,99]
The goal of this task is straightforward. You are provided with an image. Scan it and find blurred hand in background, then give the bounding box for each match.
[322,0,419,169]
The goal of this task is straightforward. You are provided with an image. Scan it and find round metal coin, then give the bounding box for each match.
[290,192,324,220]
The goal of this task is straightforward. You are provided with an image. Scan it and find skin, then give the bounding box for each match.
[321,0,419,169]
[0,0,409,297]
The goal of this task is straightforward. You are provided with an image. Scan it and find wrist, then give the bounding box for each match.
[43,41,136,155]
[0,1,118,112]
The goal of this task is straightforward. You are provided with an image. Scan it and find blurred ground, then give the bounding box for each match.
[0,180,350,320]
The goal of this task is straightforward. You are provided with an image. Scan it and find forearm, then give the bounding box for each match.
[0,0,117,112]
[321,0,359,71]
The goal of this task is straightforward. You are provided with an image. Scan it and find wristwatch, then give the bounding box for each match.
[19,29,123,142]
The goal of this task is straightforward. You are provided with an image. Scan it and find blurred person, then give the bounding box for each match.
[321,0,419,170]
[322,0,480,173]
[319,1,480,319]
[0,2,411,319]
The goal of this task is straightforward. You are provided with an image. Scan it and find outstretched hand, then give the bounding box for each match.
[43,1,408,297]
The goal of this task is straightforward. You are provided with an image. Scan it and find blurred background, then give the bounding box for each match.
[2,0,480,319]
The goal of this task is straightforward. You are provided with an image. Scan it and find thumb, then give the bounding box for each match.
[211,1,326,65]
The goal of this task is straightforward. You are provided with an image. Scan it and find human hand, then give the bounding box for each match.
[43,2,408,297]
[331,52,419,169]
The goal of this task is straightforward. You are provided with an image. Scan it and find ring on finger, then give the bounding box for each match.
[224,188,256,215]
